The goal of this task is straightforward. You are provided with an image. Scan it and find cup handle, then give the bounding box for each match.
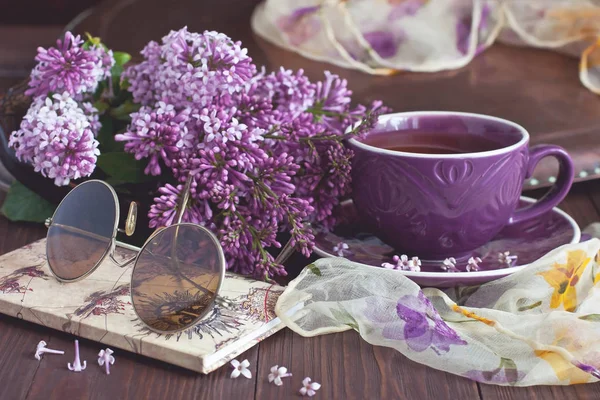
[507,144,574,226]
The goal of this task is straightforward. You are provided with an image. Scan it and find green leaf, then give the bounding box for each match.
[96,152,153,183]
[96,115,122,153]
[113,51,131,67]
[93,100,110,114]
[579,314,600,322]
[109,100,140,121]
[85,32,102,47]
[306,263,322,276]
[330,306,359,331]
[120,77,131,90]
[0,181,56,223]
[111,64,124,81]
[109,52,131,83]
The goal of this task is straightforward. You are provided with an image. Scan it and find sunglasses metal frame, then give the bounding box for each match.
[44,179,139,283]
[45,175,227,334]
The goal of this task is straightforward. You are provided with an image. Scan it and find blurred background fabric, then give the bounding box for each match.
[252,0,600,93]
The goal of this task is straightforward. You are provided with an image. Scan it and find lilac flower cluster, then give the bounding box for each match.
[124,27,255,109]
[120,27,387,278]
[9,93,100,186]
[10,32,113,185]
[26,32,114,99]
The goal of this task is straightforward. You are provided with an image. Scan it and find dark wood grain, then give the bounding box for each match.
[255,328,480,400]
[24,329,259,400]
[479,384,600,400]
[2,1,600,399]
[0,316,50,400]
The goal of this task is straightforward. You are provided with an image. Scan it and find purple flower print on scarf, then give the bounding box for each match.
[365,292,467,355]
[395,292,467,354]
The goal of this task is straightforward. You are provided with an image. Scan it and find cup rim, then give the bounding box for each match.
[347,111,529,159]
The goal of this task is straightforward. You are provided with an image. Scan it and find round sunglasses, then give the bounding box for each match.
[45,175,226,334]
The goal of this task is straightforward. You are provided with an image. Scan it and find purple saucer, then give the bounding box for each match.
[313,196,580,287]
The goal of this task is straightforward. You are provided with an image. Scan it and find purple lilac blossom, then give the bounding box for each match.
[81,101,101,136]
[124,27,255,109]
[147,183,209,228]
[9,92,100,186]
[254,67,316,115]
[26,32,114,99]
[120,28,387,278]
[115,102,191,176]
[16,26,389,278]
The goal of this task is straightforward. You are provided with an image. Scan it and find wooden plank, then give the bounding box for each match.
[479,384,600,400]
[0,316,52,400]
[582,180,600,222]
[24,329,259,400]
[255,328,481,400]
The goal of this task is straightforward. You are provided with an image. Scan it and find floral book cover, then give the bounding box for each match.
[0,239,287,374]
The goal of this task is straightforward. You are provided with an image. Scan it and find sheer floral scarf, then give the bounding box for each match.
[275,238,600,386]
[252,0,600,94]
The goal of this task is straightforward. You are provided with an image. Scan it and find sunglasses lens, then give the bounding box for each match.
[131,224,224,333]
[46,181,117,281]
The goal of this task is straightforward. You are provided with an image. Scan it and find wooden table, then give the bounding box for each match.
[3,2,600,398]
[1,187,600,400]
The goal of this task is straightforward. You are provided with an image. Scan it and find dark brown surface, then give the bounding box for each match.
[0,1,102,25]
[2,1,600,398]
[1,186,600,400]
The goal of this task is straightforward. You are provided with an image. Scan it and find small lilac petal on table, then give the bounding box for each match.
[97,348,115,375]
[230,359,252,379]
[67,340,87,372]
[299,377,321,396]
[34,340,64,360]
[268,365,292,386]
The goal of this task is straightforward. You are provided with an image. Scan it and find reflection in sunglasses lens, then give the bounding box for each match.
[46,181,117,281]
[131,224,224,333]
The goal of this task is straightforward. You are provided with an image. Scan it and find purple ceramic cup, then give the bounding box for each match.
[347,112,574,259]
